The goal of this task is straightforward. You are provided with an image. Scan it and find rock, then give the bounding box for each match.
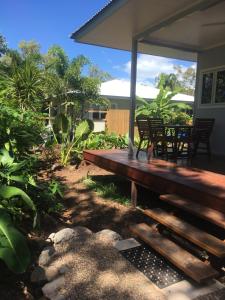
[31,266,46,283]
[95,229,122,245]
[45,265,59,281]
[53,226,92,245]
[53,228,76,244]
[38,246,55,267]
[58,265,70,275]
[72,226,92,242]
[46,232,56,243]
[42,276,65,300]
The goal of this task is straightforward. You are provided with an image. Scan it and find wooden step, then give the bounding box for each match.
[144,208,225,258]
[130,223,219,283]
[160,194,225,230]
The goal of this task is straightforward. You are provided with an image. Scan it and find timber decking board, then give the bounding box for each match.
[83,150,225,213]
[144,208,225,257]
[160,194,225,229]
[130,223,219,283]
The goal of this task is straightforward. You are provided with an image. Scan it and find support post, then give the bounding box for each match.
[131,181,138,208]
[128,38,138,157]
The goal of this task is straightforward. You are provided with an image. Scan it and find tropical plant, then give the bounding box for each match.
[0,59,44,111]
[0,209,31,273]
[0,104,44,156]
[136,87,191,124]
[82,132,128,150]
[52,113,93,165]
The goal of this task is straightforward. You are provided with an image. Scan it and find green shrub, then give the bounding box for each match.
[0,104,44,156]
[82,132,129,150]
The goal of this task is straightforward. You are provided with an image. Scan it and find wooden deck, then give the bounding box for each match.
[84,149,225,282]
[83,149,225,214]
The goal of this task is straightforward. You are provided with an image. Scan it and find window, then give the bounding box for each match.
[200,67,225,105]
[91,111,107,120]
[201,72,213,104]
[215,70,225,103]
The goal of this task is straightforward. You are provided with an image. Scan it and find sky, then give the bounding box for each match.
[1,0,195,85]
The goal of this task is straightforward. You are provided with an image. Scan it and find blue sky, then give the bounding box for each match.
[1,0,195,85]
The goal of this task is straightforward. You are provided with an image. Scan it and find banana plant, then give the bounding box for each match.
[136,87,191,123]
[53,113,93,165]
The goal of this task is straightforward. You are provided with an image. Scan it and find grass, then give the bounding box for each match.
[83,175,130,206]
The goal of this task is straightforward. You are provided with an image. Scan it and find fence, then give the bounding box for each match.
[106,109,138,135]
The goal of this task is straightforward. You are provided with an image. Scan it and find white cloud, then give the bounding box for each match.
[119,54,196,84]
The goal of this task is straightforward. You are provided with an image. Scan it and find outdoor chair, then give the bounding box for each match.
[148,118,164,156]
[136,116,151,158]
[136,117,164,158]
[163,125,192,160]
[192,118,215,157]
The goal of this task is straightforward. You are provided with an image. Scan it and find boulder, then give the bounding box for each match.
[42,276,65,300]
[53,228,76,245]
[45,265,59,281]
[31,266,46,283]
[95,229,122,245]
[38,246,55,267]
[53,226,92,245]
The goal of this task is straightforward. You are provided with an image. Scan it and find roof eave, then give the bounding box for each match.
[70,0,128,40]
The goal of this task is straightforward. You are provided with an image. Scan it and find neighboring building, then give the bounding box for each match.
[87,79,194,132]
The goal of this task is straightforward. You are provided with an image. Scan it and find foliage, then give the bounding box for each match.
[52,113,93,165]
[156,65,196,96]
[0,209,31,273]
[155,73,180,91]
[174,65,196,96]
[82,132,129,151]
[0,34,7,57]
[89,64,113,82]
[83,175,130,205]
[136,86,192,124]
[0,104,44,156]
[0,148,37,273]
[0,59,44,111]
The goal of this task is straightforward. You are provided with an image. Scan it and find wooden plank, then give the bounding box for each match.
[130,223,219,283]
[160,194,225,230]
[83,150,225,214]
[144,208,225,258]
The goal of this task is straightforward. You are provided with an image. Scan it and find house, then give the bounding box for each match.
[70,0,225,286]
[88,79,194,132]
[71,0,225,156]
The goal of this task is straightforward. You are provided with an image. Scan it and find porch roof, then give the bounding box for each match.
[71,0,225,61]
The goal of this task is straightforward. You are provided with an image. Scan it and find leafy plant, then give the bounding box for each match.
[0,209,31,273]
[52,113,93,165]
[83,132,129,150]
[0,104,44,156]
[136,87,191,124]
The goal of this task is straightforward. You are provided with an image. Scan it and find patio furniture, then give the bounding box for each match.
[163,125,193,160]
[136,117,164,158]
[148,118,164,157]
[136,116,151,158]
[192,118,215,157]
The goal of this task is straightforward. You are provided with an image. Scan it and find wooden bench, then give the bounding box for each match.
[130,223,219,283]
[144,208,225,258]
[160,194,225,230]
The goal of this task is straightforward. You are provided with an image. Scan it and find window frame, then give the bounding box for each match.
[199,65,225,108]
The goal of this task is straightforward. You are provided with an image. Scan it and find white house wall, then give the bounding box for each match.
[195,44,225,156]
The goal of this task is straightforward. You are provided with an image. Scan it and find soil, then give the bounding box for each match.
[0,162,154,300]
